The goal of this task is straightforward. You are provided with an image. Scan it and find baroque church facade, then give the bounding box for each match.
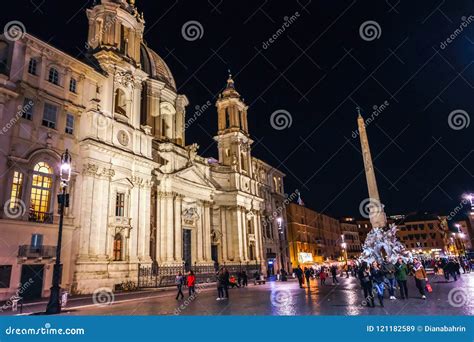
[0,0,288,299]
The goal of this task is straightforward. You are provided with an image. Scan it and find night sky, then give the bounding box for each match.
[2,0,473,219]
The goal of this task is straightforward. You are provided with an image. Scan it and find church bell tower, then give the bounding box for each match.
[86,0,145,66]
[214,73,253,176]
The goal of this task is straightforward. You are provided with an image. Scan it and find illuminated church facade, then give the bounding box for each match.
[0,0,288,299]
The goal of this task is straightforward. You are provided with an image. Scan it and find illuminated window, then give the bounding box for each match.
[28,58,37,75]
[29,162,53,223]
[48,67,59,85]
[115,193,125,217]
[9,171,23,210]
[113,234,122,261]
[42,103,57,129]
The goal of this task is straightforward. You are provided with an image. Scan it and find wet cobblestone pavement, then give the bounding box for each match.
[57,272,474,316]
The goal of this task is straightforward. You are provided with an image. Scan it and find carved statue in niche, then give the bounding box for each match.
[114,88,127,116]
[186,143,199,166]
[211,229,222,244]
[231,153,238,171]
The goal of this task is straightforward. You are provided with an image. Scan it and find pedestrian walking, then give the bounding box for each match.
[304,267,311,288]
[216,268,225,300]
[412,258,428,299]
[371,261,385,307]
[175,272,185,300]
[187,270,196,297]
[382,257,397,300]
[241,270,248,287]
[395,257,409,299]
[295,266,304,288]
[443,259,458,281]
[223,267,230,299]
[330,265,339,284]
[358,262,374,307]
[319,267,327,285]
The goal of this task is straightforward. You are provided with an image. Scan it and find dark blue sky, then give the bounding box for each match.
[2,0,473,218]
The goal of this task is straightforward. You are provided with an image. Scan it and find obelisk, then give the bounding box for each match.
[357,107,387,228]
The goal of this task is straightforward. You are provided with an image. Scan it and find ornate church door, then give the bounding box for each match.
[183,229,192,271]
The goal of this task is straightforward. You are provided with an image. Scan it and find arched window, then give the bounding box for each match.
[28,58,37,75]
[48,67,59,85]
[29,162,53,223]
[114,88,127,116]
[113,234,123,261]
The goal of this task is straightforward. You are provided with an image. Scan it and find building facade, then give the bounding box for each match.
[397,213,449,257]
[0,0,287,300]
[339,218,362,259]
[286,203,342,268]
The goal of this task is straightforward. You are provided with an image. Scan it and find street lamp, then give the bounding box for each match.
[276,217,286,273]
[46,149,71,314]
[340,234,348,266]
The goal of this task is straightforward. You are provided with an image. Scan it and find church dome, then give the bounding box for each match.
[140,43,176,90]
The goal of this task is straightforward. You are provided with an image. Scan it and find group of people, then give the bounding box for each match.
[432,257,471,280]
[357,257,428,307]
[293,265,346,288]
[174,270,196,300]
[175,268,256,301]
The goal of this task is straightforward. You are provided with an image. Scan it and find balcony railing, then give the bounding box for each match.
[28,211,53,224]
[18,245,57,258]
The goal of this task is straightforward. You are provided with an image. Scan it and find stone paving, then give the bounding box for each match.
[52,272,474,316]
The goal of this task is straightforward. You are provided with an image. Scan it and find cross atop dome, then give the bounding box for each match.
[221,70,240,99]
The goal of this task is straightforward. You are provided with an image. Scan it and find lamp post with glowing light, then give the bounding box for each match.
[46,149,71,314]
[454,223,466,256]
[277,217,286,273]
[340,234,348,266]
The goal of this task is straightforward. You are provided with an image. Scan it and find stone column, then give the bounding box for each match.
[254,212,263,262]
[78,164,98,259]
[241,208,249,261]
[166,193,175,262]
[221,207,229,261]
[174,195,183,262]
[129,178,140,261]
[89,171,104,258]
[235,206,244,261]
[203,201,212,261]
[155,190,162,262]
[196,203,204,262]
[98,168,114,259]
[157,193,168,263]
[137,178,151,261]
